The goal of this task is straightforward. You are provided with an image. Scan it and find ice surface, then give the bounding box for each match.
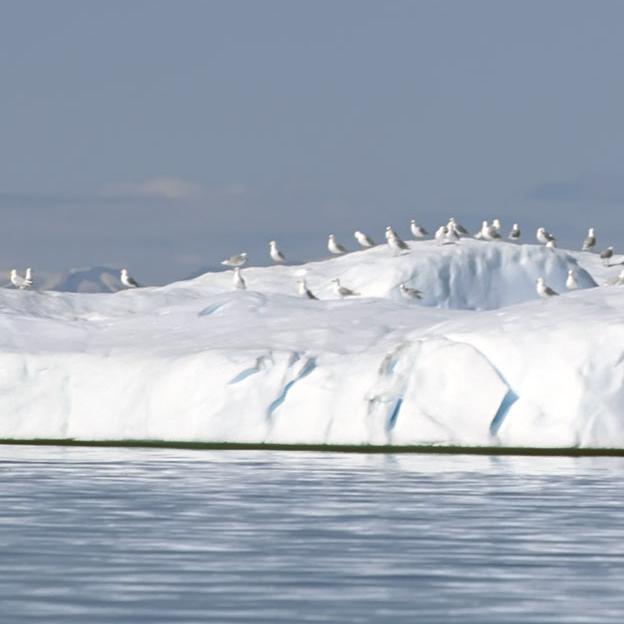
[1,239,623,448]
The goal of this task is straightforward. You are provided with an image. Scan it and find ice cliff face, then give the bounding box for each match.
[0,239,623,448]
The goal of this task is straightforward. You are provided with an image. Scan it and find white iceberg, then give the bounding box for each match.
[1,239,623,448]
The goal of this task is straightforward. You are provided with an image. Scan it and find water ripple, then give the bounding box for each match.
[1,447,624,622]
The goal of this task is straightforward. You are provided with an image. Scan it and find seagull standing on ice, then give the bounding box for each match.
[434,225,448,244]
[399,283,422,300]
[566,270,579,290]
[491,218,502,234]
[600,246,614,266]
[387,230,409,253]
[481,220,500,241]
[445,220,461,243]
[448,217,468,236]
[536,277,558,298]
[331,278,359,298]
[10,269,32,290]
[269,240,285,263]
[328,234,347,255]
[508,223,521,240]
[221,252,248,268]
[410,220,428,239]
[233,267,246,290]
[120,268,141,288]
[354,230,375,248]
[582,227,596,251]
[536,227,555,245]
[297,278,318,300]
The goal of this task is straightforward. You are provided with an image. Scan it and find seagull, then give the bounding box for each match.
[269,240,286,263]
[387,231,409,253]
[490,219,502,235]
[296,278,318,300]
[582,227,596,252]
[600,246,614,266]
[410,220,428,239]
[328,234,347,255]
[25,267,33,283]
[10,269,32,290]
[222,252,248,267]
[536,227,555,245]
[434,225,448,243]
[233,267,246,290]
[384,226,398,241]
[481,220,500,241]
[120,268,141,288]
[331,278,359,297]
[399,283,422,300]
[445,225,461,244]
[536,277,558,298]
[566,269,579,290]
[354,230,375,248]
[508,223,521,240]
[448,217,468,236]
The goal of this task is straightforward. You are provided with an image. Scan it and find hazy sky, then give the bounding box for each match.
[2,0,624,283]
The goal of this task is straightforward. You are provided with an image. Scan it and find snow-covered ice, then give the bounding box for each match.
[1,239,624,448]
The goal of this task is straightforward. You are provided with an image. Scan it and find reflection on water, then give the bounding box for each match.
[1,446,623,623]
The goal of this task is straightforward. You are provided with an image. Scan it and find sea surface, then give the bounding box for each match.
[1,446,623,623]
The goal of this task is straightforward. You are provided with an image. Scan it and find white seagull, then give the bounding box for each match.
[10,269,32,290]
[328,234,347,255]
[481,220,500,241]
[445,223,461,243]
[331,278,359,298]
[297,278,318,300]
[233,267,246,290]
[536,227,555,245]
[399,283,422,300]
[582,227,596,252]
[221,252,248,268]
[269,240,285,263]
[410,220,428,239]
[508,223,521,240]
[120,268,141,288]
[434,225,448,243]
[387,231,409,253]
[448,217,468,236]
[354,230,375,248]
[536,277,558,298]
[565,270,579,290]
[600,246,614,266]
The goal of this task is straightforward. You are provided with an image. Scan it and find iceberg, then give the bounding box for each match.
[1,239,623,448]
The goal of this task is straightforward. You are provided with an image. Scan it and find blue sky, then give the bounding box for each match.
[2,0,624,282]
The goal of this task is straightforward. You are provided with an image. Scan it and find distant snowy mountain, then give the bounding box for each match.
[39,267,122,293]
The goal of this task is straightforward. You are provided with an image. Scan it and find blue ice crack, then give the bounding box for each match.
[267,357,317,419]
[489,388,518,435]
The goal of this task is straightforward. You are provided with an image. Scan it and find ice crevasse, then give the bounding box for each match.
[1,238,623,448]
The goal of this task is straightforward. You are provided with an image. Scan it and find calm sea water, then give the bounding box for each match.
[0,446,623,623]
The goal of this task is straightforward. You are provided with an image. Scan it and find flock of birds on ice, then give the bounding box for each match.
[7,218,624,301]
